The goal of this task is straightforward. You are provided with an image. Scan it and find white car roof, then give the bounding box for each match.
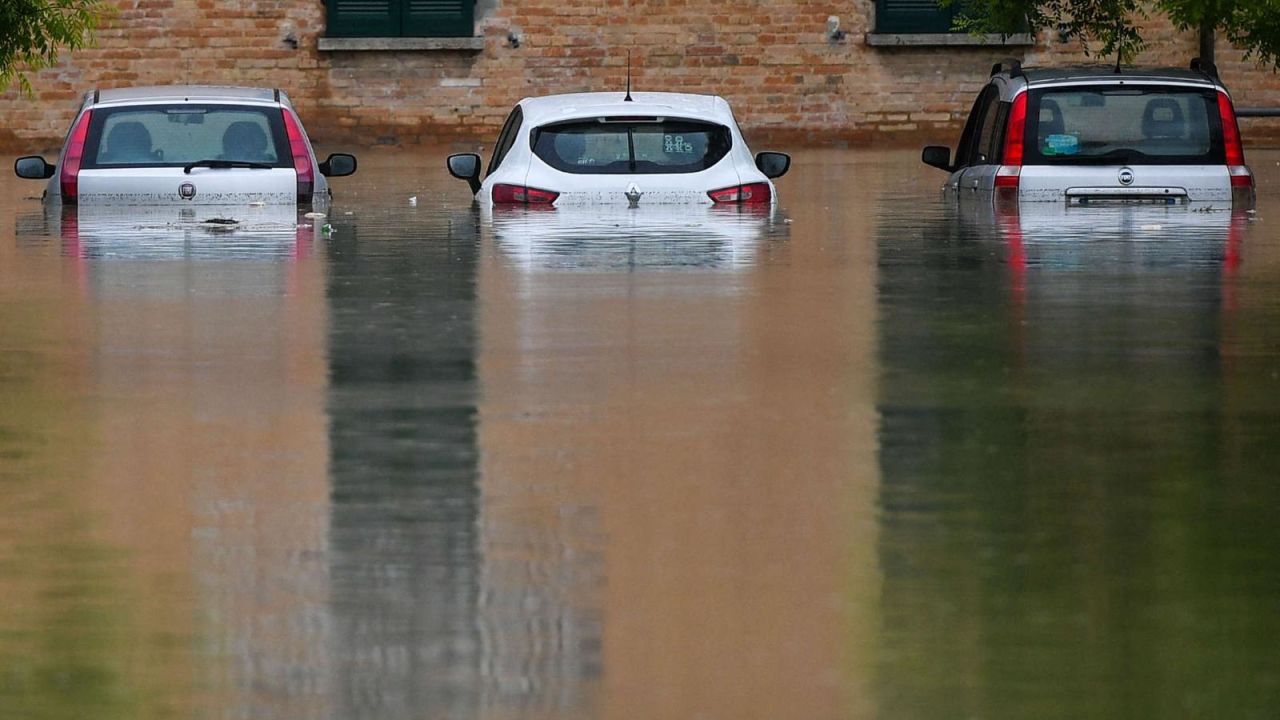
[518,92,734,125]
[94,85,283,106]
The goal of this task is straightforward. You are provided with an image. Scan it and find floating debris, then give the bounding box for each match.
[409,196,418,206]
[1140,224,1163,231]
[304,211,326,220]
[248,201,266,207]
[202,218,240,232]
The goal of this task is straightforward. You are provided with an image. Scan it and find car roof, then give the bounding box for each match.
[517,91,734,125]
[1018,66,1220,88]
[94,85,284,105]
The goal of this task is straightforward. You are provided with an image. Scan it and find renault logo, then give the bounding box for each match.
[178,182,197,200]
[1118,168,1135,186]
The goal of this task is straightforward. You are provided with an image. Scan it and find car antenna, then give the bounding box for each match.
[625,50,633,102]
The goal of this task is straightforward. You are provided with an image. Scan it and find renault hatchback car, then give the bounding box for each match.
[446,91,790,206]
[921,60,1254,207]
[14,85,355,206]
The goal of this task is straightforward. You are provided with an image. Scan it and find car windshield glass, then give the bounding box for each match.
[82,104,290,168]
[1025,85,1222,165]
[531,118,731,174]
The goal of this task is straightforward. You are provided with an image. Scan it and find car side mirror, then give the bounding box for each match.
[320,153,357,177]
[754,151,791,179]
[15,156,55,180]
[921,146,953,171]
[447,153,482,195]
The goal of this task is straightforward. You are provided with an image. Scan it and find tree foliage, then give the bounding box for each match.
[0,0,109,94]
[951,0,1280,68]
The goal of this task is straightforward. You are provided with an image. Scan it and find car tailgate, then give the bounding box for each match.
[77,167,297,205]
[1019,165,1231,203]
[537,164,741,206]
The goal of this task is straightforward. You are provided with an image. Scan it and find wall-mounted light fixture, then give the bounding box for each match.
[827,16,847,42]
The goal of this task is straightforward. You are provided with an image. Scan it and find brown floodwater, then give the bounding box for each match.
[2,147,1279,719]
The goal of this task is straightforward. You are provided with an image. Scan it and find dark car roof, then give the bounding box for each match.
[1019,66,1219,87]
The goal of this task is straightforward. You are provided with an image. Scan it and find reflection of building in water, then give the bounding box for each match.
[476,167,879,718]
[95,256,332,719]
[0,227,333,718]
[873,201,1280,718]
[324,215,486,719]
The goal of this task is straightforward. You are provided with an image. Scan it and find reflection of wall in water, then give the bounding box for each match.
[873,208,1280,717]
[324,214,487,718]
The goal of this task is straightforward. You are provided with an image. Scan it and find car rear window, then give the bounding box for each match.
[1025,86,1223,165]
[81,104,291,168]
[531,118,732,174]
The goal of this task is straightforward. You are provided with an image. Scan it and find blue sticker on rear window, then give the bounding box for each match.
[1043,134,1079,156]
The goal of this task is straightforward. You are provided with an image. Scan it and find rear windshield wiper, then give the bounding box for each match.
[183,159,274,174]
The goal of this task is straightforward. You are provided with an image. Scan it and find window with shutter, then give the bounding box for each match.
[327,0,475,38]
[402,0,474,38]
[874,0,957,33]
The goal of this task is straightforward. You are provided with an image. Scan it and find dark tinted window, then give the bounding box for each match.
[1025,86,1222,165]
[487,106,523,178]
[531,118,731,174]
[974,99,1007,165]
[956,85,1001,168]
[83,105,290,168]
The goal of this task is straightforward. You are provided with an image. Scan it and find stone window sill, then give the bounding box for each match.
[865,32,1034,47]
[317,37,485,52]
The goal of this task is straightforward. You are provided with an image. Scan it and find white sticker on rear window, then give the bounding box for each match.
[664,134,694,154]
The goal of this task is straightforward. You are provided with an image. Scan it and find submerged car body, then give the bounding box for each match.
[487,204,782,271]
[14,85,355,207]
[447,91,790,207]
[922,61,1254,207]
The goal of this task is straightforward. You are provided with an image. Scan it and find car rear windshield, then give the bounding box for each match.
[81,104,291,169]
[1025,85,1224,165]
[531,118,732,174]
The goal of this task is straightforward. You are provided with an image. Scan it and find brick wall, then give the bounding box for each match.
[1,0,1278,151]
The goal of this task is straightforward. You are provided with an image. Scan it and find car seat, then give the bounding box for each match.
[101,121,155,163]
[221,121,271,162]
[1142,98,1185,140]
[553,132,586,164]
[1039,99,1066,136]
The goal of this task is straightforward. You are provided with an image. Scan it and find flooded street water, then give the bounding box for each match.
[2,147,1279,719]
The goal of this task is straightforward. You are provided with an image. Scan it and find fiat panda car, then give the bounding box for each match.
[446,91,790,206]
[14,85,355,207]
[921,61,1254,207]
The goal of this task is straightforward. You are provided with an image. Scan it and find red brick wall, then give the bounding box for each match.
[1,0,1277,151]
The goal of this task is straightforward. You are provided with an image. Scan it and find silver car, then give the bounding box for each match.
[922,60,1255,207]
[14,85,355,207]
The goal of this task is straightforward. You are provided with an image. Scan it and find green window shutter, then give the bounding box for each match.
[327,0,401,37]
[402,0,475,38]
[875,0,957,33]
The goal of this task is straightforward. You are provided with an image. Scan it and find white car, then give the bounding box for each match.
[447,91,790,206]
[14,85,355,207]
[922,60,1255,208]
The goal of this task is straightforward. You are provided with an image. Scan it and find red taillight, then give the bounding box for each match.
[991,92,1027,202]
[281,109,314,203]
[707,182,771,204]
[1002,92,1028,167]
[1218,91,1246,166]
[492,184,559,204]
[994,166,1021,188]
[1218,91,1254,206]
[59,110,92,203]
